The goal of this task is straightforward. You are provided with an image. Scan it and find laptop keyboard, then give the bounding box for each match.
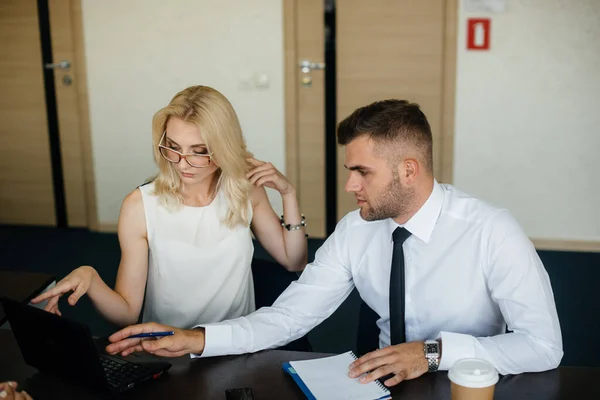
[101,355,151,388]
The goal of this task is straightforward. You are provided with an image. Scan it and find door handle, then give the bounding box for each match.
[44,60,70,70]
[299,60,325,87]
[299,60,326,71]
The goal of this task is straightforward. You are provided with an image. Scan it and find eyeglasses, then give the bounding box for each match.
[157,131,213,168]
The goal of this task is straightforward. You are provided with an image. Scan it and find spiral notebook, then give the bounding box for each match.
[282,351,391,400]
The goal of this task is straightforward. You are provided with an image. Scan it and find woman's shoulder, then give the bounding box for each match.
[137,180,156,194]
[117,187,148,239]
[122,188,144,212]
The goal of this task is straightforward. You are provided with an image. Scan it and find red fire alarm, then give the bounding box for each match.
[467,18,491,50]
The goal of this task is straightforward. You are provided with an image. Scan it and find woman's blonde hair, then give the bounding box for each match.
[151,85,253,227]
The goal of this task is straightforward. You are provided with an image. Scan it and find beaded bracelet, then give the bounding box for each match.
[280,214,308,238]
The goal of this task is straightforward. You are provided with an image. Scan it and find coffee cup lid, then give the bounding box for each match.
[448,358,499,388]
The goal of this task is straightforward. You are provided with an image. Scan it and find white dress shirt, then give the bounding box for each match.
[195,181,563,375]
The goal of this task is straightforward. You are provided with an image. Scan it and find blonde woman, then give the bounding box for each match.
[32,86,307,329]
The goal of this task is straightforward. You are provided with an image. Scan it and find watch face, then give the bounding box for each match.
[426,343,438,353]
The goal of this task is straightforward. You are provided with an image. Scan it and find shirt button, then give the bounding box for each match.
[406,296,412,302]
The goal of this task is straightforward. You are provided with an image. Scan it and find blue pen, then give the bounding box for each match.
[127,331,175,339]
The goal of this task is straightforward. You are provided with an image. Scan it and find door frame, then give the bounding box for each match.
[283,0,300,196]
[69,0,98,230]
[440,0,458,184]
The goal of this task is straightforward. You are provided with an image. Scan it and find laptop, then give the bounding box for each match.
[0,296,172,393]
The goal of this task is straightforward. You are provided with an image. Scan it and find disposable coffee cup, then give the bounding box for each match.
[448,358,499,400]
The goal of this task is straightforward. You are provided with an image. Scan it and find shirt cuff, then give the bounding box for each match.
[437,331,476,371]
[190,324,233,359]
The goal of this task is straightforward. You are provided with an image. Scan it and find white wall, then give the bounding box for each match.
[82,0,285,225]
[454,0,600,241]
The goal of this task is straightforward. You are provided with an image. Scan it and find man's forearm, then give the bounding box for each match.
[438,331,562,374]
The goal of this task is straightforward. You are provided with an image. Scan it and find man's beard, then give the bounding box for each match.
[360,173,415,222]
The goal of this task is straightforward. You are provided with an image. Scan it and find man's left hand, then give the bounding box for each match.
[348,341,428,387]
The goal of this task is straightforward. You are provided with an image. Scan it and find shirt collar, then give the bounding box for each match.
[389,180,444,244]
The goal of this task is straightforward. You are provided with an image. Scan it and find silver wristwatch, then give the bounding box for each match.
[424,340,440,372]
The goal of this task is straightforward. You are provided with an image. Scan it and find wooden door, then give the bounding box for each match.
[0,0,94,227]
[0,0,56,225]
[284,0,327,238]
[336,0,456,220]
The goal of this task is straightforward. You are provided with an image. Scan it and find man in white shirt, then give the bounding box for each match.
[106,100,563,388]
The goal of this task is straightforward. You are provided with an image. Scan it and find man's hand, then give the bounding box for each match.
[106,322,205,358]
[348,341,428,387]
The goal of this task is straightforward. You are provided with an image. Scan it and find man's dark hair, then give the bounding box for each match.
[337,100,433,172]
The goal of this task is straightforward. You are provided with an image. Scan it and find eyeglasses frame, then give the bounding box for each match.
[157,131,214,168]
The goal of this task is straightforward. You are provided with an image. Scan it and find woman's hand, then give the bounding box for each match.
[30,266,97,315]
[0,381,33,400]
[247,158,294,195]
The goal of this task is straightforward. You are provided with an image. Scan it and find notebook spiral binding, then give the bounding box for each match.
[349,351,389,393]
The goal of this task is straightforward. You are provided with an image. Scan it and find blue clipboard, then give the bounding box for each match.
[282,362,317,400]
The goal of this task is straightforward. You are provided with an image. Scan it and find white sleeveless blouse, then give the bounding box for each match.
[139,182,255,329]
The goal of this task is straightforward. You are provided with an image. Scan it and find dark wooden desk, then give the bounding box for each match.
[1,330,598,399]
[0,271,55,325]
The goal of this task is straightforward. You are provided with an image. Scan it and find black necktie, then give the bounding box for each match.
[390,227,411,345]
